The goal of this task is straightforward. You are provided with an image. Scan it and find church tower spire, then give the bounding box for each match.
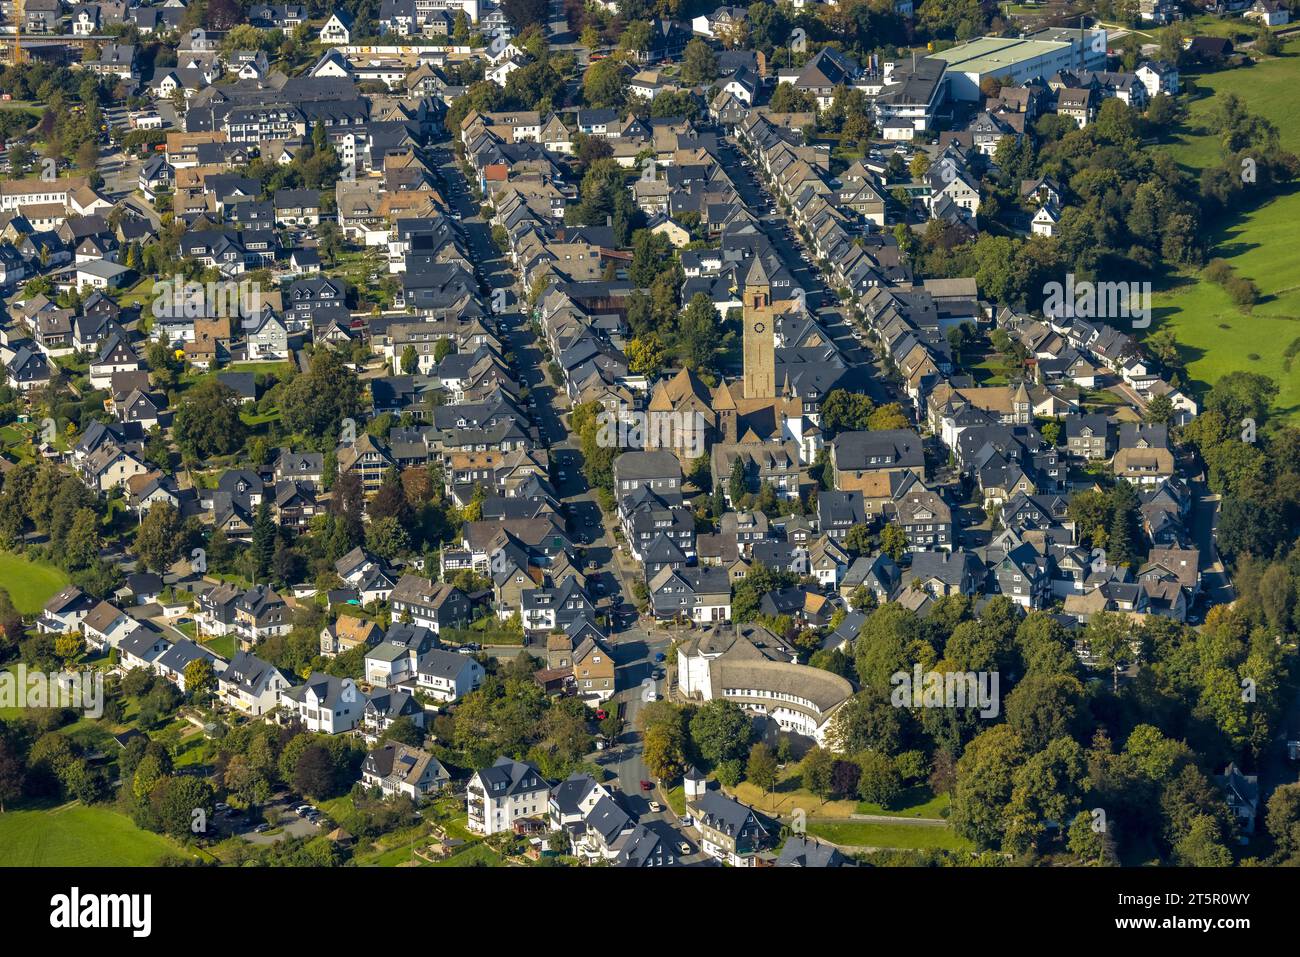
[741,255,776,400]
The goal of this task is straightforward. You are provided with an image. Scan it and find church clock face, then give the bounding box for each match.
[752,322,765,333]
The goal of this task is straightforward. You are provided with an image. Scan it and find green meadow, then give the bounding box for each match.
[804,819,974,852]
[0,551,71,614]
[0,803,193,867]
[1153,43,1300,421]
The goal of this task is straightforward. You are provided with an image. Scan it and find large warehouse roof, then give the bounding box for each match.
[929,36,1072,74]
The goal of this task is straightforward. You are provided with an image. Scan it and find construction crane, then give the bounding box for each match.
[12,0,23,64]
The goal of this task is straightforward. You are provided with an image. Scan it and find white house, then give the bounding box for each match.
[362,743,449,802]
[549,772,612,830]
[77,260,130,292]
[1135,59,1179,98]
[467,756,550,835]
[38,585,96,635]
[280,672,365,733]
[364,641,417,688]
[927,165,980,222]
[81,600,137,650]
[218,650,293,716]
[319,10,354,44]
[1245,0,1289,27]
[88,334,141,389]
[486,54,527,87]
[152,639,227,691]
[415,647,485,702]
[1031,201,1060,238]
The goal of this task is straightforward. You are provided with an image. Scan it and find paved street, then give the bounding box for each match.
[1189,478,1234,610]
[440,140,705,856]
[718,138,902,407]
[96,146,140,201]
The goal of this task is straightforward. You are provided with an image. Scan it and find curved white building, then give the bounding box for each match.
[677,625,854,747]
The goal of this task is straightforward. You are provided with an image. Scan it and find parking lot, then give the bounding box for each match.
[207,793,327,845]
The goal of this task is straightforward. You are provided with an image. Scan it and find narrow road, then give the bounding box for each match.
[1188,477,1234,609]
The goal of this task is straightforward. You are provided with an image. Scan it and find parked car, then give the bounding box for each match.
[639,780,653,792]
[648,801,662,812]
[654,652,666,663]
[678,841,691,854]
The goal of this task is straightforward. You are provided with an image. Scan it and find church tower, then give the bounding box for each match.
[684,765,708,802]
[712,379,739,444]
[741,256,776,400]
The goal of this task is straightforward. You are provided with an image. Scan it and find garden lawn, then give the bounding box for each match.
[200,633,236,659]
[804,819,973,852]
[430,843,503,867]
[356,841,427,866]
[1153,41,1300,422]
[117,277,157,313]
[968,353,1013,387]
[227,361,295,378]
[0,551,71,613]
[0,424,27,447]
[0,803,194,866]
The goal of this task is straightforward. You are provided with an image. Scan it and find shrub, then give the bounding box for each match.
[1224,275,1259,312]
[1203,258,1234,285]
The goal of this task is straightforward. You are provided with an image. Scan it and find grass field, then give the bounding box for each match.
[730,775,861,819]
[430,843,504,867]
[227,361,296,378]
[1154,43,1300,422]
[729,769,948,820]
[0,803,193,867]
[0,551,71,613]
[665,784,686,817]
[200,633,236,660]
[856,785,951,819]
[969,352,1015,387]
[804,819,973,852]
